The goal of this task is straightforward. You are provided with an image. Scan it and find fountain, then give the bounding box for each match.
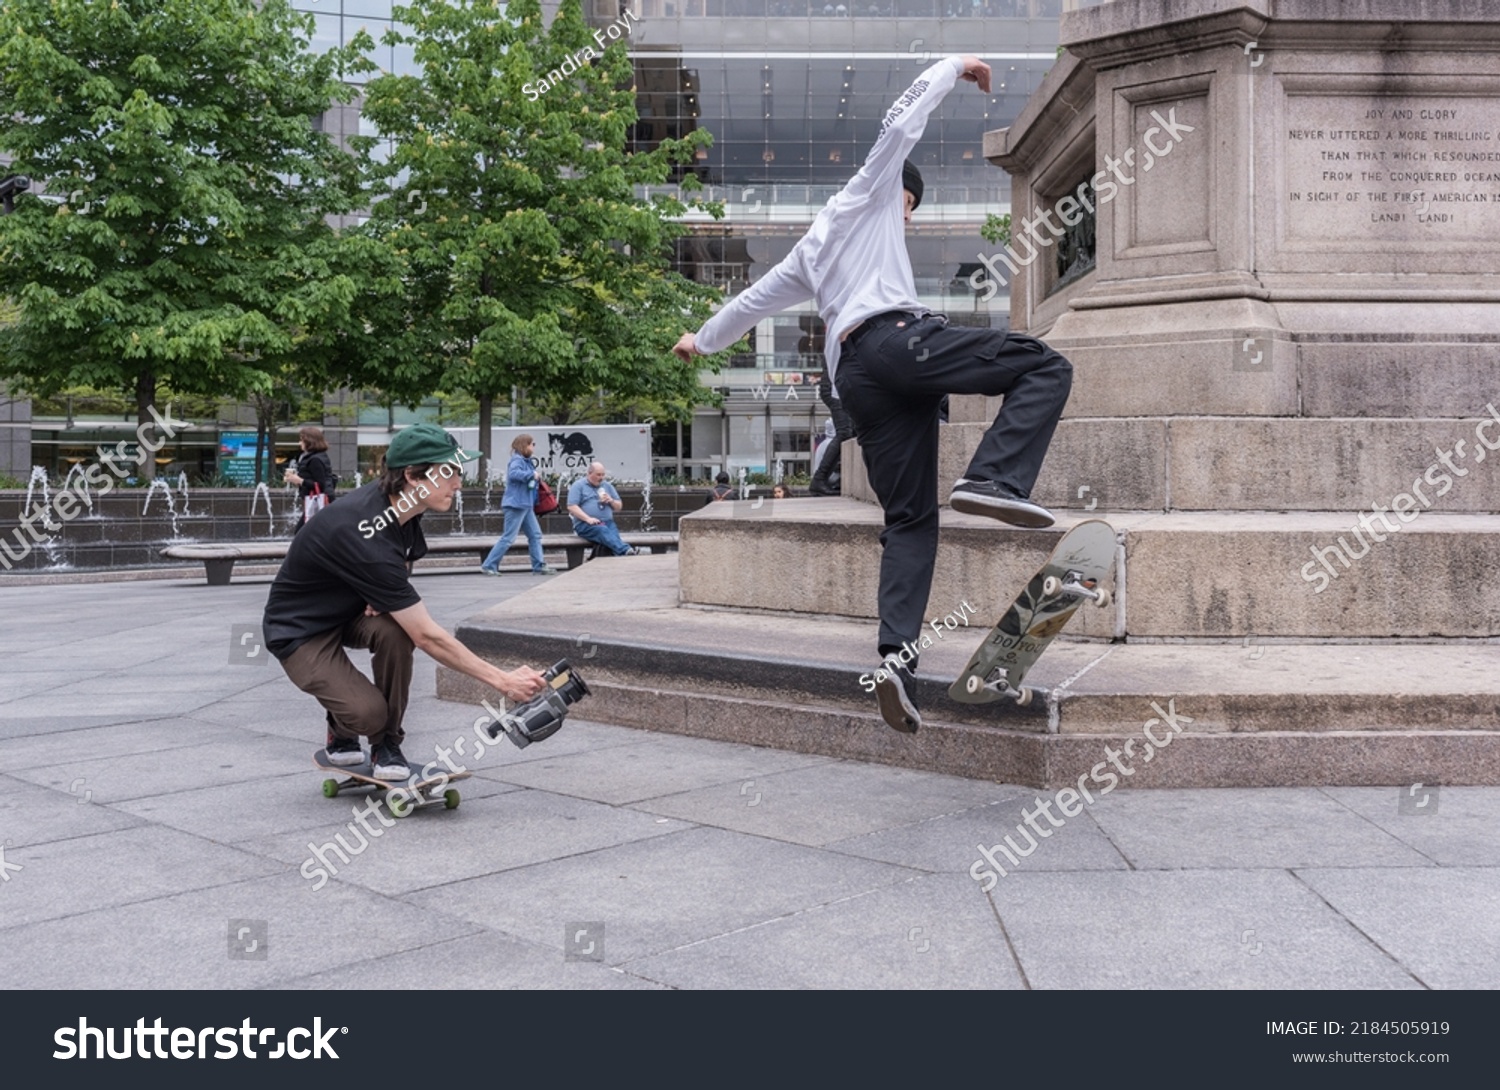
[737,466,748,500]
[60,464,94,516]
[38,534,68,570]
[142,478,182,539]
[638,477,655,533]
[249,482,275,536]
[176,471,193,517]
[482,463,502,512]
[24,467,61,531]
[774,458,784,485]
[284,484,302,531]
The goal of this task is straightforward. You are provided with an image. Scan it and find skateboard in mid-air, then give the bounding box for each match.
[312,749,472,817]
[949,518,1116,707]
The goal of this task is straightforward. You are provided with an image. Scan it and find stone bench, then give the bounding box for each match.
[161,531,680,585]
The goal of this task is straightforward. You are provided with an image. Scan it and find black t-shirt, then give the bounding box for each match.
[263,481,428,660]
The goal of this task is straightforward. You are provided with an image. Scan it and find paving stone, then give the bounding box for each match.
[989,870,1421,989]
[631,760,1012,847]
[406,826,920,964]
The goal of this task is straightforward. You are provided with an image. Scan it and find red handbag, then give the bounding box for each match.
[533,480,558,516]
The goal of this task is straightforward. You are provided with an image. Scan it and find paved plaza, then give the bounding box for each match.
[1,571,1497,990]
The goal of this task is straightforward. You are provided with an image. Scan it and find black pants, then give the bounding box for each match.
[816,370,855,479]
[834,312,1072,657]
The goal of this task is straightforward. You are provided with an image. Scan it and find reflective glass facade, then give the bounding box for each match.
[588,0,1072,471]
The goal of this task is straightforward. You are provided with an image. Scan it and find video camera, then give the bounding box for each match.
[487,659,591,749]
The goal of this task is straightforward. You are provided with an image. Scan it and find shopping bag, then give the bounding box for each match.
[304,485,328,522]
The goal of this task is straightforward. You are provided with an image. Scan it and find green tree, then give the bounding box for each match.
[980,212,1012,247]
[347,0,724,479]
[0,0,364,479]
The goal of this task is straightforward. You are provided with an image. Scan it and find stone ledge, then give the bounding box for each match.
[678,503,1500,638]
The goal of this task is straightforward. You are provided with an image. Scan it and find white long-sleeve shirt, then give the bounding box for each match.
[693,56,965,388]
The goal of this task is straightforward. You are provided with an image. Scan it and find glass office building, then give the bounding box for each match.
[593,0,1069,475]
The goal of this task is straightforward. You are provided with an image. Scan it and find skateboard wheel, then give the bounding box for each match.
[321,779,339,799]
[388,794,413,819]
[965,675,983,695]
[1093,587,1112,609]
[1042,575,1062,597]
[444,789,461,810]
[1015,686,1034,707]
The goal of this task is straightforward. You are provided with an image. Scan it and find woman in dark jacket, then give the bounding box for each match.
[284,426,336,532]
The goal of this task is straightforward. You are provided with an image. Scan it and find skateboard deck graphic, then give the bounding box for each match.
[312,748,472,817]
[949,519,1117,706]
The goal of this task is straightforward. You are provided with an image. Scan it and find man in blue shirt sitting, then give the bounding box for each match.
[567,461,637,557]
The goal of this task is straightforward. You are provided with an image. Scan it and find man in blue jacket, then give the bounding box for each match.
[671,55,1073,734]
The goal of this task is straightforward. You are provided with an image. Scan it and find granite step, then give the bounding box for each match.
[437,554,1500,789]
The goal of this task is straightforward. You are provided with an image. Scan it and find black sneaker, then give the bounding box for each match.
[949,479,1055,528]
[371,739,411,782]
[809,473,841,497]
[325,724,365,767]
[873,655,921,734]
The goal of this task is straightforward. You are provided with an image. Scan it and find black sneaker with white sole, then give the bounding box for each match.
[873,656,921,734]
[370,740,411,782]
[949,479,1056,528]
[325,724,365,767]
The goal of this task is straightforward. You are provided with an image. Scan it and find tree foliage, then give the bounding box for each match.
[345,0,725,471]
[0,0,364,477]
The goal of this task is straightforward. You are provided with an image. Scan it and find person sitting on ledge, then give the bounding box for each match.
[705,471,734,504]
[261,423,547,779]
[567,460,637,558]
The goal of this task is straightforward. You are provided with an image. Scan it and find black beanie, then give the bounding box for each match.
[902,159,924,209]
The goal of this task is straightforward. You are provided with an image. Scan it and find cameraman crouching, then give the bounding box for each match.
[262,424,546,779]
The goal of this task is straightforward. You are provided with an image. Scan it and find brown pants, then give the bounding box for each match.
[279,613,414,746]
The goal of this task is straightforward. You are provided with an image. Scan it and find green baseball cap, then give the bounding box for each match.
[385,423,482,468]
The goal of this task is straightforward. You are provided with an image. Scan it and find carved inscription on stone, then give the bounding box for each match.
[1284,95,1499,242]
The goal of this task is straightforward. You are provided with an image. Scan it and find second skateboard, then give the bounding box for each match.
[949,518,1117,707]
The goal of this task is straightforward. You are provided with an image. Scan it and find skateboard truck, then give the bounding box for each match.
[487,659,591,749]
[1042,573,1113,609]
[963,668,1035,706]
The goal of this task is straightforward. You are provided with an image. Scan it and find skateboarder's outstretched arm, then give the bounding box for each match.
[677,256,815,361]
[839,55,981,212]
[672,55,989,363]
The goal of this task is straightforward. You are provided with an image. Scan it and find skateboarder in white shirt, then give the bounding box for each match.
[672,55,1073,735]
